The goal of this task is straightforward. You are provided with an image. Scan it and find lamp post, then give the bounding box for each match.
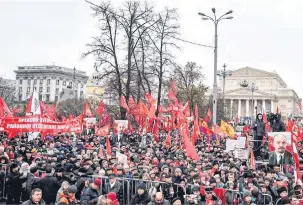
[217,63,232,106]
[198,9,233,125]
[239,80,258,124]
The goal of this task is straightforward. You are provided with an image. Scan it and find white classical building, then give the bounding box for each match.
[14,65,89,102]
[217,67,302,120]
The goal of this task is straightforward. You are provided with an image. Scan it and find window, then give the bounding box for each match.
[19,87,22,92]
[63,81,66,86]
[27,79,31,85]
[47,79,50,85]
[47,87,50,92]
[55,96,58,102]
[39,79,43,85]
[80,91,83,96]
[39,95,42,100]
[55,88,59,94]
[56,80,59,85]
[19,95,22,101]
[46,94,50,102]
[27,87,30,92]
[39,87,42,92]
[81,83,83,88]
[19,79,23,84]
[34,79,37,84]
[33,87,37,91]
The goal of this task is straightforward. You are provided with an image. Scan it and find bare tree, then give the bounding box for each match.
[146,8,180,115]
[173,62,208,115]
[84,1,156,119]
[56,98,85,117]
[0,78,17,107]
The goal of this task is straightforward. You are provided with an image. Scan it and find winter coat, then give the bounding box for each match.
[80,186,100,205]
[22,199,46,205]
[147,199,170,205]
[104,181,123,204]
[6,171,23,204]
[58,192,77,204]
[130,191,151,205]
[36,175,60,204]
[26,173,39,199]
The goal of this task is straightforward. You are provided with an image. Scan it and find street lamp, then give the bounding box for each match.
[239,80,258,123]
[198,9,233,125]
[217,63,232,104]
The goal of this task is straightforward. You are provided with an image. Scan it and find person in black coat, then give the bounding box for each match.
[6,163,23,204]
[253,113,265,159]
[36,166,60,205]
[130,183,151,205]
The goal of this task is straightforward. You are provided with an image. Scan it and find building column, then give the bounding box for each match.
[271,100,274,113]
[254,99,258,113]
[230,99,233,119]
[262,100,266,112]
[246,99,249,116]
[238,99,241,118]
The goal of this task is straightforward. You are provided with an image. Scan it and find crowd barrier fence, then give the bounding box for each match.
[0,165,277,205]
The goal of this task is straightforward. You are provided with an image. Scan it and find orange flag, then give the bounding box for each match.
[276,105,279,114]
[106,136,111,156]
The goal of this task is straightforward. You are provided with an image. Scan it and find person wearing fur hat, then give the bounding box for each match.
[55,181,70,205]
[6,162,23,204]
[130,183,151,205]
[240,191,255,205]
[80,178,102,205]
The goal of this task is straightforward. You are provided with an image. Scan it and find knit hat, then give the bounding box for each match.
[68,185,77,194]
[94,178,102,187]
[243,191,251,199]
[137,183,146,191]
[107,192,119,205]
[171,197,182,204]
[175,168,182,173]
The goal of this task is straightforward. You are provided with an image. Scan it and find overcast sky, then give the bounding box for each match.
[1,0,303,97]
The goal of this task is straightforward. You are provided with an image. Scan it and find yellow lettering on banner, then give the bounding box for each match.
[7,123,31,129]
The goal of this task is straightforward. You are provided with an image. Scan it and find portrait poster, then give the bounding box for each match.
[267,132,294,166]
[114,120,128,134]
[83,118,96,128]
[267,132,292,152]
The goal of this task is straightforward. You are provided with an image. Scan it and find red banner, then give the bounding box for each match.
[0,115,83,135]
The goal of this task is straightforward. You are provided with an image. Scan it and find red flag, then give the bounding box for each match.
[96,124,111,136]
[250,148,256,170]
[106,135,111,156]
[168,89,178,103]
[262,112,267,123]
[25,95,33,114]
[207,108,212,119]
[68,114,73,121]
[165,134,171,148]
[128,97,136,110]
[0,97,13,117]
[83,101,92,117]
[171,81,177,95]
[183,129,199,160]
[120,96,129,112]
[96,100,106,116]
[99,147,104,158]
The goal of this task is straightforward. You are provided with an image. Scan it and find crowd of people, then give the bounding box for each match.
[0,118,302,205]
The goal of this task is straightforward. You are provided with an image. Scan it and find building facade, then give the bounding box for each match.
[14,65,89,102]
[218,67,302,120]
